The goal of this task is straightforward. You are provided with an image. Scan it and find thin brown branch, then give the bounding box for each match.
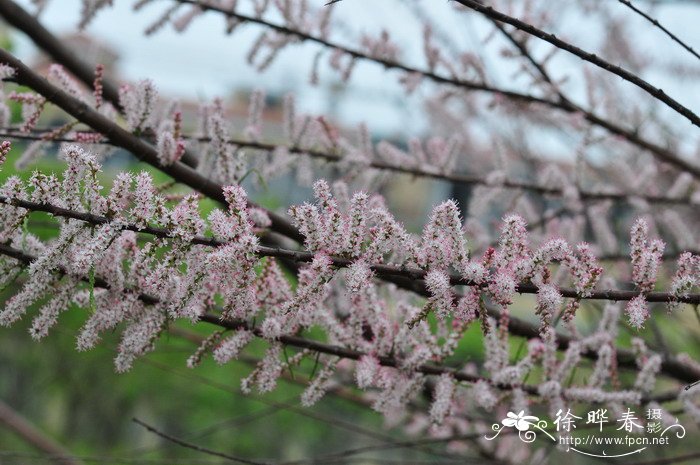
[0,0,200,168]
[0,47,304,243]
[132,418,270,465]
[0,128,695,207]
[1,194,697,305]
[453,0,700,128]
[170,0,700,179]
[0,0,121,110]
[618,0,700,61]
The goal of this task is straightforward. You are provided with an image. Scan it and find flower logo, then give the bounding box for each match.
[502,411,540,431]
[486,411,554,443]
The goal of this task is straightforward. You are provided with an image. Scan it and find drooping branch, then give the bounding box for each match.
[617,0,700,62]
[132,417,270,465]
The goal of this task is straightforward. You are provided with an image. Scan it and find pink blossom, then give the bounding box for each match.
[630,218,665,293]
[114,307,166,373]
[667,252,699,311]
[425,269,454,319]
[244,88,265,141]
[119,80,158,132]
[301,360,337,407]
[356,354,381,389]
[488,270,516,306]
[346,260,373,294]
[496,214,529,267]
[472,380,497,411]
[459,261,488,285]
[626,295,650,329]
[535,284,562,328]
[28,279,76,340]
[213,330,253,365]
[419,200,467,270]
[430,374,455,424]
[92,63,104,109]
[565,243,603,297]
[131,172,159,227]
[0,140,10,167]
[455,289,480,323]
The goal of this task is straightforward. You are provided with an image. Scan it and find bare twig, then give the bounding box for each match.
[618,0,700,61]
[132,418,270,465]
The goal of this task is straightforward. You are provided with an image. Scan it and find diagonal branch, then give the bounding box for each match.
[0,399,83,465]
[453,0,700,128]
[0,241,694,394]
[618,0,700,62]
[0,0,200,168]
[1,194,697,305]
[0,47,304,243]
[132,417,269,465]
[0,0,122,110]
[169,0,700,179]
[0,128,696,207]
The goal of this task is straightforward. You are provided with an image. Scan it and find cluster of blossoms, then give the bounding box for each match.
[1,0,700,461]
[0,144,698,434]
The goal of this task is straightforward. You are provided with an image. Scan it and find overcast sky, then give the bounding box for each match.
[10,0,700,141]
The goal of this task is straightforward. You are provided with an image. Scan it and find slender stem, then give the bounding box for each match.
[0,241,696,388]
[1,194,696,305]
[0,47,304,243]
[0,128,694,207]
[453,0,700,128]
[132,418,269,465]
[169,0,700,179]
[618,0,700,62]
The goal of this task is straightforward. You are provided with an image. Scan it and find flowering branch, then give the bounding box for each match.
[0,240,685,406]
[0,1,699,448]
[156,0,700,179]
[0,48,304,243]
[0,194,696,305]
[0,127,694,207]
[0,0,122,110]
[0,0,204,169]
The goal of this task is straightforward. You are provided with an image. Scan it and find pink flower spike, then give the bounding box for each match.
[0,140,10,168]
[626,295,650,329]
